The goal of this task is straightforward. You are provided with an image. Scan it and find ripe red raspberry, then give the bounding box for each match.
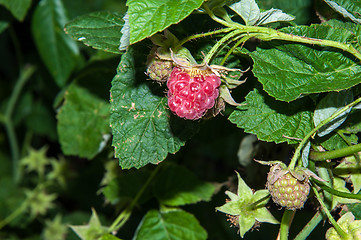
[167,67,221,120]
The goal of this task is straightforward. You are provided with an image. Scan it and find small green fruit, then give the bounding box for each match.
[266,164,311,210]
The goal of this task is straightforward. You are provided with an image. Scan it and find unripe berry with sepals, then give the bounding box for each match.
[167,67,221,120]
[266,164,311,210]
[146,51,173,83]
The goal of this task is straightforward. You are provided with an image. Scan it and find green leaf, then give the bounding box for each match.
[126,0,204,44]
[100,234,123,240]
[65,11,125,54]
[152,164,215,206]
[110,48,198,169]
[257,0,312,25]
[0,0,32,21]
[324,0,361,24]
[334,154,361,194]
[229,87,314,144]
[0,20,8,33]
[319,132,358,150]
[348,203,361,219]
[32,0,79,87]
[101,169,152,206]
[250,24,361,102]
[57,84,110,159]
[314,90,353,137]
[133,209,207,240]
[119,13,130,51]
[331,177,360,209]
[229,0,260,26]
[256,8,295,25]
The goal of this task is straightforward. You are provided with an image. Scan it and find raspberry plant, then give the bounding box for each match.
[1,0,361,239]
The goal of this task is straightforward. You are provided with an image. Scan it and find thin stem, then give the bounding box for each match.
[176,27,235,48]
[108,165,161,232]
[220,34,256,66]
[311,179,361,200]
[288,97,361,169]
[202,4,234,28]
[203,30,243,64]
[309,143,361,161]
[2,66,36,182]
[279,209,295,240]
[312,186,348,239]
[204,4,361,62]
[294,211,324,240]
[0,202,27,229]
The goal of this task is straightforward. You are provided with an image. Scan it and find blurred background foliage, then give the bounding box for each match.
[0,0,348,239]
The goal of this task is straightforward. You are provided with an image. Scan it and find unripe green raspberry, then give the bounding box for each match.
[146,50,173,83]
[266,164,310,210]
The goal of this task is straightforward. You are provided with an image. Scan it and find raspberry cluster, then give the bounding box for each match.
[167,67,221,120]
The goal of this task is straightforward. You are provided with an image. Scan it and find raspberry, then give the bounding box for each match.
[266,164,310,210]
[146,56,173,83]
[167,67,221,120]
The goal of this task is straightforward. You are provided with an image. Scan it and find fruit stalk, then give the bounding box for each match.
[312,186,349,239]
[288,97,361,170]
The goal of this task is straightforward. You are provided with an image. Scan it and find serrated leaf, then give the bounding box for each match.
[257,0,312,25]
[256,8,295,25]
[101,169,152,206]
[32,0,79,87]
[324,0,361,24]
[110,48,198,169]
[153,164,215,206]
[126,0,204,44]
[314,90,353,137]
[133,209,207,240]
[65,11,125,54]
[251,24,361,102]
[320,132,358,151]
[229,87,313,144]
[0,0,32,21]
[57,84,110,159]
[229,0,260,26]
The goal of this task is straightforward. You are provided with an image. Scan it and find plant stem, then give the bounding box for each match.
[0,202,27,229]
[288,97,361,169]
[204,3,361,61]
[294,211,323,240]
[279,209,295,240]
[309,143,361,161]
[108,165,161,232]
[2,66,36,182]
[312,186,348,239]
[177,27,235,48]
[220,34,256,65]
[311,179,361,200]
[203,30,243,64]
